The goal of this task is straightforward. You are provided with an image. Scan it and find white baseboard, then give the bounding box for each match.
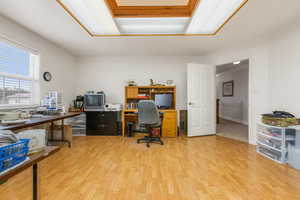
[220,115,248,126]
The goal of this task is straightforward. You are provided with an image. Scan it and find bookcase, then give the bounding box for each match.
[125,86,176,110]
[122,86,177,137]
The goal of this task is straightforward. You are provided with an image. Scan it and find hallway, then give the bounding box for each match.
[217,118,248,143]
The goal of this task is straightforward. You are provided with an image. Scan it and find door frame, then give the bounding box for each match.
[216,59,250,143]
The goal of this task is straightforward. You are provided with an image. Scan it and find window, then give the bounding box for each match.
[0,39,39,107]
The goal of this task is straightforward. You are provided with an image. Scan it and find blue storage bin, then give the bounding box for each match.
[0,139,30,173]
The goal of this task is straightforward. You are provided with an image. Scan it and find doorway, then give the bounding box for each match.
[216,59,249,143]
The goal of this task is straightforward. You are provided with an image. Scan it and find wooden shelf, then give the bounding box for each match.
[150,91,175,93]
[127,97,150,100]
[123,85,177,137]
[126,86,176,88]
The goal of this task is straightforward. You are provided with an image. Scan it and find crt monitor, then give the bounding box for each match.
[154,94,172,109]
[84,93,105,110]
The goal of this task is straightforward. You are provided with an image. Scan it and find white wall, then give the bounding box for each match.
[203,26,300,145]
[75,56,202,110]
[216,64,249,125]
[268,29,300,116]
[0,15,76,108]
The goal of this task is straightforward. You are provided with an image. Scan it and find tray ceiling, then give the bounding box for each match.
[56,0,248,36]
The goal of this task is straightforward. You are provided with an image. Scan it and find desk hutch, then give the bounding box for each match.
[122,86,177,137]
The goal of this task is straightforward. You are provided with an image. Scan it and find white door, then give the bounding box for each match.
[187,63,216,137]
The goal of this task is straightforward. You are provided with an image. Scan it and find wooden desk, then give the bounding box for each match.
[0,113,80,131]
[123,86,177,137]
[0,113,81,147]
[122,109,177,137]
[0,146,60,200]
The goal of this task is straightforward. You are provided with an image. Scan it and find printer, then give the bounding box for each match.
[104,104,122,111]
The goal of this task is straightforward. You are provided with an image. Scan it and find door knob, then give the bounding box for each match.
[188,102,194,105]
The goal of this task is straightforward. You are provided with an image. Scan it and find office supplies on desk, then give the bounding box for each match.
[0,130,19,146]
[41,91,63,111]
[1,119,28,125]
[0,112,20,121]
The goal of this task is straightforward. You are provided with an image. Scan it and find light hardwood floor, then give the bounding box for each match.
[1,136,300,200]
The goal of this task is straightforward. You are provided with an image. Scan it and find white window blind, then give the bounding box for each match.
[0,39,39,107]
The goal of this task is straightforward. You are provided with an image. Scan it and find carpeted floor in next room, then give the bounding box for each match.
[217,118,248,143]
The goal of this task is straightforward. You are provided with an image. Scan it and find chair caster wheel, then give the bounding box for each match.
[160,141,164,145]
[137,140,140,144]
[147,143,150,148]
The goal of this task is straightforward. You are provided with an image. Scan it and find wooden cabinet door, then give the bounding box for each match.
[162,111,177,137]
[126,87,138,99]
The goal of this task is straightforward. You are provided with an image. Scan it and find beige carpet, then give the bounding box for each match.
[217,118,248,143]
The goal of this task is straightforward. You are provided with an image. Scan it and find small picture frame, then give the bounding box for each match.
[223,80,234,97]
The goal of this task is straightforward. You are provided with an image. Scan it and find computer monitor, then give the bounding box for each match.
[154,94,172,109]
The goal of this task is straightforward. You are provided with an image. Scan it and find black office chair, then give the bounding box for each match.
[137,100,164,148]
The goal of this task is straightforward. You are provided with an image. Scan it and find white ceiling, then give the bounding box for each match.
[0,0,299,56]
[216,59,248,74]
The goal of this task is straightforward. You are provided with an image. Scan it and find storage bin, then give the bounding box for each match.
[17,129,46,154]
[257,145,283,163]
[288,144,300,170]
[257,123,283,139]
[256,123,296,164]
[257,135,282,151]
[0,139,30,173]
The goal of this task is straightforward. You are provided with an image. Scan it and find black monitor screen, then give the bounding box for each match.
[155,94,172,109]
[84,94,105,107]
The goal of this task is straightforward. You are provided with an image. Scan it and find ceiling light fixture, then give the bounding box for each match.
[58,0,120,35]
[186,0,247,34]
[233,61,241,65]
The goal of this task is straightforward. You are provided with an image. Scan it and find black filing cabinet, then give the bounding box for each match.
[86,111,121,136]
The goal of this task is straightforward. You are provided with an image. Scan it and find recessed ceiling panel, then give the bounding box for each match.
[116,0,189,6]
[58,0,120,35]
[186,0,248,34]
[115,17,190,34]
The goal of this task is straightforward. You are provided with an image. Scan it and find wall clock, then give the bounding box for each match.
[43,72,52,82]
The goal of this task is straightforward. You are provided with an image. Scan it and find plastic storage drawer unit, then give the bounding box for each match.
[256,123,295,164]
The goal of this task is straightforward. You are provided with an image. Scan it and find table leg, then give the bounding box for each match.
[61,119,65,141]
[47,122,54,146]
[33,164,39,200]
[122,111,125,137]
[51,122,54,140]
[47,120,71,148]
[61,120,70,148]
